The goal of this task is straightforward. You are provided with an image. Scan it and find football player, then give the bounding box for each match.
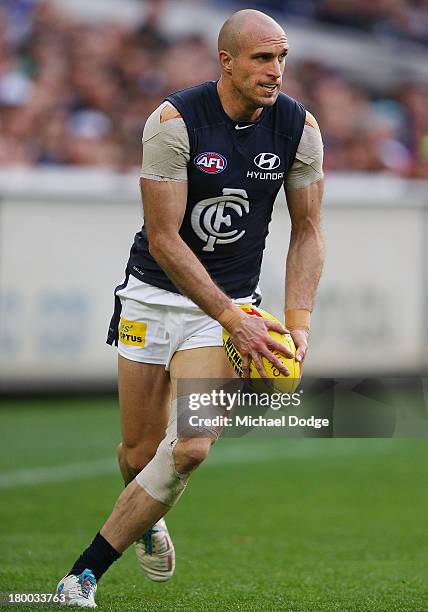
[56,9,324,606]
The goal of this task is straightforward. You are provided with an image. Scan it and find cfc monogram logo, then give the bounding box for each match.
[191,188,249,252]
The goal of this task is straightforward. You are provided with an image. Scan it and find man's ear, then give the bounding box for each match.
[219,50,233,75]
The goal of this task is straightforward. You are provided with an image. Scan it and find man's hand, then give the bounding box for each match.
[290,328,309,373]
[230,314,294,379]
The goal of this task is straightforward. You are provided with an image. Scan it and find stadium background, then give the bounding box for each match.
[1,1,427,610]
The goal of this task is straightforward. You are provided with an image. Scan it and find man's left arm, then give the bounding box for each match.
[284,111,325,369]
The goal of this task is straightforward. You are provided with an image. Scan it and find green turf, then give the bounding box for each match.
[0,398,427,611]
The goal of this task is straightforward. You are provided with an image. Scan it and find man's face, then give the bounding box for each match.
[229,31,288,110]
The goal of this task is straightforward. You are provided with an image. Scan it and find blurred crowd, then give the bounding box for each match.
[0,0,427,176]
[224,0,428,46]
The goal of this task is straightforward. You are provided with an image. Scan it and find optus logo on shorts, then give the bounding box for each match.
[119,318,147,347]
[194,152,227,174]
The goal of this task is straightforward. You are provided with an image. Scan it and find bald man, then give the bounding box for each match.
[56,10,324,606]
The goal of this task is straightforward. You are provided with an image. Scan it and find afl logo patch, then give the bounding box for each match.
[194,152,227,174]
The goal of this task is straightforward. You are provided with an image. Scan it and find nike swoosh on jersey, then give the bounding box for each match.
[235,124,253,130]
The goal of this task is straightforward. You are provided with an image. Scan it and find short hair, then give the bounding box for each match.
[218,16,239,56]
[218,10,284,57]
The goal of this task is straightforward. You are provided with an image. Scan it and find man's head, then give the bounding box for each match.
[218,10,288,112]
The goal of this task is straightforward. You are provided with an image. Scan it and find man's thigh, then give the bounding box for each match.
[169,346,237,398]
[118,355,171,449]
[170,347,238,446]
[170,346,236,378]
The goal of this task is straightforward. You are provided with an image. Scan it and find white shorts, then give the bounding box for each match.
[115,275,256,370]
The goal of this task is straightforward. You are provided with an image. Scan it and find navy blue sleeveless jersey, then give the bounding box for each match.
[128,81,305,299]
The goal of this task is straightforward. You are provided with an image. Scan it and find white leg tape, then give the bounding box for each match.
[135,401,191,507]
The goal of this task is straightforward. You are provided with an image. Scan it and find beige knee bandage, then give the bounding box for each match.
[135,401,191,507]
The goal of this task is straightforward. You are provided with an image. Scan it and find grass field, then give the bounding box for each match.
[1,397,427,611]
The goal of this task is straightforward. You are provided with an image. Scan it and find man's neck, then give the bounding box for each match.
[217,78,262,123]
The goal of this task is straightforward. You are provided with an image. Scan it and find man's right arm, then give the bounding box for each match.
[140,104,291,377]
[141,176,233,325]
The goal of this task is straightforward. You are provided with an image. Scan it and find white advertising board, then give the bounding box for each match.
[0,194,140,388]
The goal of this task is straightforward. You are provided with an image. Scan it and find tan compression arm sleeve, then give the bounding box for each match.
[140,102,190,182]
[285,112,324,191]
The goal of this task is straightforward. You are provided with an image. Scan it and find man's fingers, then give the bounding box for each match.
[260,349,290,376]
[241,354,250,379]
[269,339,294,359]
[251,353,269,379]
[236,318,298,378]
[295,346,307,363]
[265,319,288,335]
[242,350,292,378]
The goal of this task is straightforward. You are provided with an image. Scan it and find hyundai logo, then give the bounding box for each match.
[254,153,281,170]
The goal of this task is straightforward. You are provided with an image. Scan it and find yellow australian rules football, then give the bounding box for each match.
[222,304,300,393]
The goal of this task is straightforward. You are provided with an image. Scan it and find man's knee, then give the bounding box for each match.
[135,434,213,507]
[173,437,213,473]
[117,441,158,473]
